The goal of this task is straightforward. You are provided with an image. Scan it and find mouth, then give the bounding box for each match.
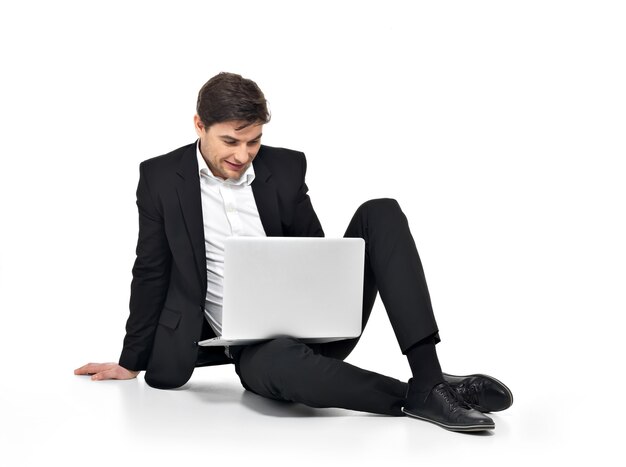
[225,160,245,171]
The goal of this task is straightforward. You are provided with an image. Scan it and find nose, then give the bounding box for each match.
[234,144,249,163]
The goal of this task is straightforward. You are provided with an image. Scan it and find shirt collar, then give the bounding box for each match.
[196,140,256,186]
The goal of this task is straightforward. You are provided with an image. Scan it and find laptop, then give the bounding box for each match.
[197,237,365,346]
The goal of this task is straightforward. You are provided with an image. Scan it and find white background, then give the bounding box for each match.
[1,1,624,465]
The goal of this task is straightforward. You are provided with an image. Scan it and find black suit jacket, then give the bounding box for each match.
[119,142,324,389]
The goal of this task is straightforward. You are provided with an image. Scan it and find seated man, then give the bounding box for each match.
[75,72,513,432]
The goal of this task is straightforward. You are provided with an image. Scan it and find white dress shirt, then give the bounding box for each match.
[196,142,266,336]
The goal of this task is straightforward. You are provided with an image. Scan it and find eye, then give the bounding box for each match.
[248,139,260,146]
[224,140,237,146]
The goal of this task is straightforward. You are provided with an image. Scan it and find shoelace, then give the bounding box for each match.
[454,380,482,406]
[434,383,472,411]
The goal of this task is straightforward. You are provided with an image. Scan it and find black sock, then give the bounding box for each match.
[405,334,444,393]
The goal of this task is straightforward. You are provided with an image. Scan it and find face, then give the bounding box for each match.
[194,115,263,180]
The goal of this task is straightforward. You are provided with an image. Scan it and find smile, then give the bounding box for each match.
[225,160,245,170]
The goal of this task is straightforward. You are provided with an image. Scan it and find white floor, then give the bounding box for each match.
[2,300,622,466]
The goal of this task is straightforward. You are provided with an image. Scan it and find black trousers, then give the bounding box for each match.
[232,199,439,416]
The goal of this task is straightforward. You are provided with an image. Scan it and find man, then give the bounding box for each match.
[75,72,513,432]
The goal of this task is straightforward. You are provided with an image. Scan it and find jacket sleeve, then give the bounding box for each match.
[119,162,172,371]
[288,153,324,237]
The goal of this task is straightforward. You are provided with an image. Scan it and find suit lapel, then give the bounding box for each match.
[175,144,207,291]
[252,149,283,237]
[174,144,284,292]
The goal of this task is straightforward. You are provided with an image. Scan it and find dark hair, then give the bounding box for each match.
[196,72,270,130]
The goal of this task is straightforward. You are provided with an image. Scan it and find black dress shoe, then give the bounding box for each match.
[402,380,495,432]
[443,373,513,413]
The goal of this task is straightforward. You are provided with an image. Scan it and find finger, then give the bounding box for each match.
[91,366,133,381]
[91,368,118,381]
[74,362,114,375]
[74,363,98,375]
[74,363,103,375]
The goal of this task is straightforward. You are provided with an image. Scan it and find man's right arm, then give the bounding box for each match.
[75,161,172,380]
[118,161,172,371]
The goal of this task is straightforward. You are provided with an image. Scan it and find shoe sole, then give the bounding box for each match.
[401,407,495,432]
[443,373,514,412]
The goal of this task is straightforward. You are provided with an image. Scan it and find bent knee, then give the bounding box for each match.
[357,198,403,220]
[359,198,400,211]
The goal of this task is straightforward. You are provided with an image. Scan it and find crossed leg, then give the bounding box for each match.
[233,199,438,415]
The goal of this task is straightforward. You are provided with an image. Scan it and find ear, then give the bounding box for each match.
[193,114,207,137]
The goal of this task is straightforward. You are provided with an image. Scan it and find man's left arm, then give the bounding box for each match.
[288,153,324,237]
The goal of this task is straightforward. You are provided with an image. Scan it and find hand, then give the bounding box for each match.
[74,362,140,381]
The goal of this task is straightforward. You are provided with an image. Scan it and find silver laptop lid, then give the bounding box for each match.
[220,237,364,341]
